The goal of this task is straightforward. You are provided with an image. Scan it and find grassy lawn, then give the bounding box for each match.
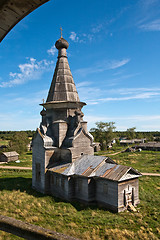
[0,169,159,240]
[96,150,160,173]
[0,140,9,146]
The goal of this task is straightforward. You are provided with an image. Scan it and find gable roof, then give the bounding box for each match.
[49,155,141,182]
[2,151,19,157]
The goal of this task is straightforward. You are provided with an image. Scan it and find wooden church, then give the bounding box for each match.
[32,35,141,212]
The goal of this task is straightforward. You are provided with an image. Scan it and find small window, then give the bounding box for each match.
[36,163,41,182]
[103,183,108,194]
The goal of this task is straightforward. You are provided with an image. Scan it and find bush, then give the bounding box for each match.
[7,132,30,154]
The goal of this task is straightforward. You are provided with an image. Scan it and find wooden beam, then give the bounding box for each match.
[0,0,50,42]
[0,215,78,240]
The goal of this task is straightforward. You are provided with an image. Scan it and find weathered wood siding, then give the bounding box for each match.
[71,131,94,161]
[0,155,18,162]
[95,178,118,211]
[118,178,139,211]
[49,172,70,200]
[68,177,75,199]
[88,178,96,201]
[74,176,89,202]
[46,148,71,165]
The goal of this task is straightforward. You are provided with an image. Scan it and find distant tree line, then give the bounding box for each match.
[90,122,160,150]
[0,127,160,154]
[0,130,36,140]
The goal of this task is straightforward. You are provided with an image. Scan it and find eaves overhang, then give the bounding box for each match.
[40,101,86,110]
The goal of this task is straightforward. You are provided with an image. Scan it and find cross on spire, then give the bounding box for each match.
[60,27,63,38]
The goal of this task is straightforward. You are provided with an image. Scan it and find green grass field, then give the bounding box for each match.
[0,149,159,239]
[0,140,9,146]
[96,150,160,173]
[0,169,159,240]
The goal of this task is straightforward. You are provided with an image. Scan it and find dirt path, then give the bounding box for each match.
[0,166,32,170]
[108,151,122,156]
[0,166,159,176]
[141,173,160,176]
[100,151,122,156]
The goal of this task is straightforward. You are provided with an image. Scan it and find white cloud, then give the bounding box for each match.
[77,86,101,103]
[86,114,160,122]
[87,34,93,41]
[6,89,49,106]
[91,24,103,33]
[75,58,130,76]
[87,92,160,105]
[47,45,57,56]
[69,31,94,43]
[139,19,160,31]
[0,58,54,88]
[136,0,160,31]
[139,0,159,10]
[108,59,130,69]
[76,81,92,88]
[77,85,160,105]
[69,32,79,42]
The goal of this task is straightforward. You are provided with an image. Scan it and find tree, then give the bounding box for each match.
[90,122,116,150]
[126,127,136,139]
[8,131,30,154]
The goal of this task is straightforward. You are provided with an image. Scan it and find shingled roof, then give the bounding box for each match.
[46,37,80,103]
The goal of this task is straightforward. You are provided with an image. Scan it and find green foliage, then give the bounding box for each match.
[7,132,30,154]
[90,122,116,150]
[0,131,35,140]
[126,127,136,139]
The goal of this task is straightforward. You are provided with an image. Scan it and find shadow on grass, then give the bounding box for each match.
[0,177,110,212]
[0,177,42,197]
[26,152,32,156]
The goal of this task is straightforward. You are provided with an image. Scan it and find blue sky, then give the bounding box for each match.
[1,0,160,131]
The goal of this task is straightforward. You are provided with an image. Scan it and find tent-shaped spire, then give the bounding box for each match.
[46,37,80,103]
